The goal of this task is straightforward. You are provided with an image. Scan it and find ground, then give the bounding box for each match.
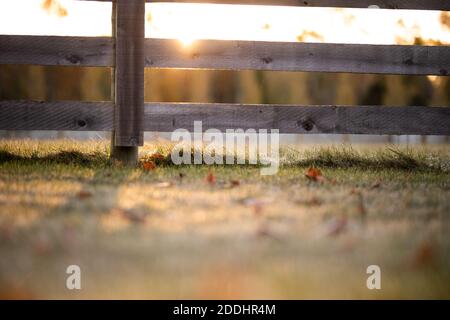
[0,139,449,299]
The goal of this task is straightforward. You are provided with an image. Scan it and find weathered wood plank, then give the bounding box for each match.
[78,0,450,11]
[113,0,145,147]
[0,100,113,131]
[2,36,448,75]
[145,38,450,76]
[0,35,113,67]
[1,101,448,135]
[143,103,450,135]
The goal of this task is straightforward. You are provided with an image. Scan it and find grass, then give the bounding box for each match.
[0,139,449,299]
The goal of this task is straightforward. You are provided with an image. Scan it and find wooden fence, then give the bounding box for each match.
[0,0,449,164]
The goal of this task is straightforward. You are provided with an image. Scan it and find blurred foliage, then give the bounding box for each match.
[1,65,448,107]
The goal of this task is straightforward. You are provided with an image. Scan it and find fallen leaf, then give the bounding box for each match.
[297,196,322,206]
[413,240,435,268]
[148,152,166,165]
[371,181,381,189]
[224,179,241,188]
[205,172,216,185]
[77,190,92,200]
[142,161,156,171]
[305,167,324,182]
[150,152,165,160]
[230,179,240,187]
[120,208,149,223]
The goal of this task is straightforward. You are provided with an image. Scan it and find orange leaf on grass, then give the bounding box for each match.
[77,190,92,200]
[120,208,148,224]
[148,152,166,164]
[142,161,156,171]
[413,240,435,268]
[206,172,216,185]
[305,167,324,182]
[230,179,240,187]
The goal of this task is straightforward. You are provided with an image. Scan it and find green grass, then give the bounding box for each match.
[0,139,449,299]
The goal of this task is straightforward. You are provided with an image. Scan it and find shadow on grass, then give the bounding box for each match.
[285,147,448,173]
[0,146,447,173]
[0,150,108,167]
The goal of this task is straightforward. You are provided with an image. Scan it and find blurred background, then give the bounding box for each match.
[0,0,449,144]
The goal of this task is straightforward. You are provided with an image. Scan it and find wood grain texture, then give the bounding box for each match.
[77,0,450,10]
[2,100,448,135]
[2,35,448,76]
[113,0,145,146]
[143,103,450,135]
[0,100,113,131]
[0,35,113,67]
[145,38,450,75]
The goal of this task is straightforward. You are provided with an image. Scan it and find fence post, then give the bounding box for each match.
[110,0,145,166]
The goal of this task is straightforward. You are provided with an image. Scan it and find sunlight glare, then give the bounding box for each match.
[0,0,448,46]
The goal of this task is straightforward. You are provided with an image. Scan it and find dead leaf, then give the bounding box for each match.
[148,152,166,165]
[77,190,92,200]
[230,179,240,187]
[297,196,322,206]
[120,208,148,223]
[150,152,165,160]
[205,172,216,185]
[413,240,435,268]
[371,181,381,189]
[142,161,156,171]
[305,167,324,182]
[225,179,241,189]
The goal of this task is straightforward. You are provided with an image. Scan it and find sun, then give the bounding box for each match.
[179,36,196,47]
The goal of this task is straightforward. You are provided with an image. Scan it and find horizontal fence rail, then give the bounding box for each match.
[145,39,450,76]
[0,100,449,136]
[77,0,450,11]
[0,35,113,67]
[1,35,449,76]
